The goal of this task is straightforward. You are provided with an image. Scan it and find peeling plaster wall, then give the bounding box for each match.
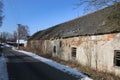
[26,33,120,76]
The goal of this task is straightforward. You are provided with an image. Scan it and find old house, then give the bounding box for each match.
[26,4,120,76]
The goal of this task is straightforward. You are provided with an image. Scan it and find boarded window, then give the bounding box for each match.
[72,47,77,58]
[53,46,56,53]
[114,50,120,67]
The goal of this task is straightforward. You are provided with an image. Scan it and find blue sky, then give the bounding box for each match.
[1,0,85,35]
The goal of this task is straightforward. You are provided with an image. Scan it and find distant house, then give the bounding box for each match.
[16,39,25,44]
[16,39,25,46]
[26,4,120,76]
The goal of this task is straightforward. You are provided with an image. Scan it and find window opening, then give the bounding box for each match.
[60,41,62,47]
[114,50,120,67]
[53,46,56,53]
[72,47,77,58]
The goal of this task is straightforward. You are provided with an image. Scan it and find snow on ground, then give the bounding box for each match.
[13,48,92,80]
[0,54,8,80]
[5,44,11,47]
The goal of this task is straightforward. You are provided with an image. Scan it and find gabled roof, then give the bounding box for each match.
[29,3,120,40]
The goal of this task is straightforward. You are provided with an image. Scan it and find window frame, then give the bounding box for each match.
[71,47,77,58]
[114,50,120,67]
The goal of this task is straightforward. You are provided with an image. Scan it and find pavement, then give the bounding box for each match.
[3,47,80,80]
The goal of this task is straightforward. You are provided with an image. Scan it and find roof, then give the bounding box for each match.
[29,3,120,40]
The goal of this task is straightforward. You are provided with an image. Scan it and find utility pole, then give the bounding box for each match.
[17,24,20,49]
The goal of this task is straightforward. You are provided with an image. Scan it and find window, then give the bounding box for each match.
[114,50,120,67]
[72,47,77,58]
[53,46,56,53]
[60,41,62,47]
[69,44,70,47]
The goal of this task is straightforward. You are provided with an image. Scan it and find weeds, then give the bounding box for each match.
[23,47,120,80]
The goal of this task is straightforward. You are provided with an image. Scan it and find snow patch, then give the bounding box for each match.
[13,48,92,80]
[5,44,11,47]
[0,54,8,80]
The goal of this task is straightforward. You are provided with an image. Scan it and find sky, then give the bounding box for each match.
[1,0,86,35]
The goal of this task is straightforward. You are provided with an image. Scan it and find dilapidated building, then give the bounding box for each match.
[26,4,120,76]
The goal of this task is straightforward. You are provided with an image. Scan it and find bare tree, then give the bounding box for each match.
[0,32,8,42]
[76,0,120,12]
[18,24,30,40]
[0,0,3,27]
[0,32,13,42]
[13,31,17,42]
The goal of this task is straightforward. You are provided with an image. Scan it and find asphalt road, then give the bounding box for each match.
[3,47,80,80]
